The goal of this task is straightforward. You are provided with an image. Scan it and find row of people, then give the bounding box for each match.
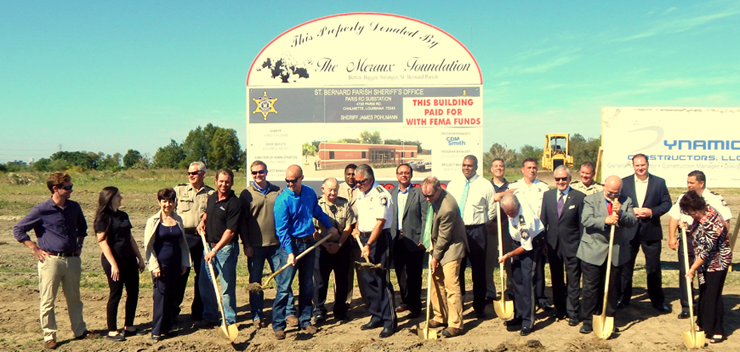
[13,156,733,348]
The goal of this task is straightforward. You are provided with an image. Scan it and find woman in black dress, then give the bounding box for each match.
[95,186,146,341]
[144,188,191,341]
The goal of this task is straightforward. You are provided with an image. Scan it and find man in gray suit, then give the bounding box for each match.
[421,176,468,338]
[390,163,428,318]
[577,175,638,335]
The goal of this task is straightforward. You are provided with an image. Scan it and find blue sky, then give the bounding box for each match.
[1,0,738,163]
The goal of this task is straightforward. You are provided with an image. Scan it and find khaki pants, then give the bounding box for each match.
[38,256,87,341]
[430,258,463,329]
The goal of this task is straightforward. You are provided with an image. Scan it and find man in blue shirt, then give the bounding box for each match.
[272,165,337,340]
[13,172,99,349]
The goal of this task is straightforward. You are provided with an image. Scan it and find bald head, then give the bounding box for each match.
[603,175,622,200]
[285,165,304,193]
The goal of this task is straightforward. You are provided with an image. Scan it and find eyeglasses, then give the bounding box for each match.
[61,184,73,191]
[356,178,370,185]
[606,192,620,198]
[285,178,299,184]
[187,171,202,176]
[422,192,434,198]
[554,177,568,182]
[251,170,266,175]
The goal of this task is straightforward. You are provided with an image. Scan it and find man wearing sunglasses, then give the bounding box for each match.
[273,165,338,340]
[173,161,214,323]
[238,160,296,329]
[14,173,99,349]
[577,175,637,335]
[539,166,586,326]
[351,164,396,338]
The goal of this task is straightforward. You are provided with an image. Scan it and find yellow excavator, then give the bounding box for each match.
[541,133,574,171]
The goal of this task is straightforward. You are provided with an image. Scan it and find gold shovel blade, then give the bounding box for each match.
[682,330,705,348]
[494,299,514,320]
[592,315,614,340]
[417,325,438,340]
[218,323,239,342]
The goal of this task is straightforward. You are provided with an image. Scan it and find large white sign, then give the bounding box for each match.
[602,107,740,188]
[246,13,483,184]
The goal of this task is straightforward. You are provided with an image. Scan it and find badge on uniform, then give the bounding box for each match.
[380,196,387,206]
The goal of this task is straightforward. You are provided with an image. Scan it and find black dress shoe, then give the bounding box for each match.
[407,310,421,319]
[537,302,554,311]
[579,325,592,334]
[552,312,567,320]
[475,310,486,319]
[504,318,522,327]
[568,318,579,326]
[361,321,382,330]
[616,299,629,309]
[677,311,690,319]
[379,327,394,338]
[520,327,533,336]
[653,304,671,313]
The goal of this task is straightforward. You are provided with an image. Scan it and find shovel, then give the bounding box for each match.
[680,227,705,348]
[593,215,616,340]
[493,202,514,320]
[245,234,333,292]
[354,235,382,271]
[418,252,438,340]
[199,232,239,342]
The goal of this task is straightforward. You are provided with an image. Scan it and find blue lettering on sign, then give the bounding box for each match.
[447,137,466,146]
[663,140,740,150]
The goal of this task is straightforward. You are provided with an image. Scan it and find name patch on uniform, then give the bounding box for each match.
[219,206,226,211]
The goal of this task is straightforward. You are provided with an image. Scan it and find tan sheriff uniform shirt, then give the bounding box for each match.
[175,183,215,242]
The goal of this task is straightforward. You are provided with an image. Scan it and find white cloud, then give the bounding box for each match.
[662,7,677,15]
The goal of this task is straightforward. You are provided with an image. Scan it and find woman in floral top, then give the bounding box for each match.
[679,190,732,344]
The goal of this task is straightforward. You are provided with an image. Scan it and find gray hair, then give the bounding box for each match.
[501,193,520,209]
[322,177,338,187]
[554,165,571,177]
[355,164,374,179]
[421,176,441,191]
[189,161,206,173]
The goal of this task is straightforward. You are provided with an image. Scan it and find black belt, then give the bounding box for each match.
[207,242,219,247]
[465,223,485,229]
[360,229,390,238]
[293,236,313,243]
[46,251,79,257]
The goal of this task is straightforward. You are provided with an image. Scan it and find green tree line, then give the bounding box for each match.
[0,123,244,172]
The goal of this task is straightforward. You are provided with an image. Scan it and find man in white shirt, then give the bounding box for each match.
[667,170,732,319]
[508,158,551,311]
[446,155,496,318]
[498,194,544,336]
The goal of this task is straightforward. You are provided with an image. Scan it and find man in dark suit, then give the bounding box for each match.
[422,176,468,337]
[577,175,638,335]
[618,154,672,313]
[540,165,585,326]
[390,163,428,318]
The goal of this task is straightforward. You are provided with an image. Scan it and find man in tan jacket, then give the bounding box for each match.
[421,176,469,337]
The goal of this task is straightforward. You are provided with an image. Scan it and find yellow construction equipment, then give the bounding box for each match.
[541,133,574,171]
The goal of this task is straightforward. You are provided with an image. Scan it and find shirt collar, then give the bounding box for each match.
[465,174,479,183]
[253,181,270,194]
[560,186,570,196]
[635,175,650,184]
[398,185,410,194]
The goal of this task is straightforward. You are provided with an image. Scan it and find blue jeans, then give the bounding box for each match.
[272,239,315,331]
[199,243,239,324]
[248,245,296,321]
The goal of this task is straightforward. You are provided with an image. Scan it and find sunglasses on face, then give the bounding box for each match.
[356,178,370,185]
[285,178,299,184]
[607,192,620,198]
[554,177,568,182]
[61,184,74,191]
[422,192,434,198]
[251,170,266,175]
[187,171,201,176]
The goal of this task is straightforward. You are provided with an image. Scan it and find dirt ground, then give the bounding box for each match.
[1,176,740,351]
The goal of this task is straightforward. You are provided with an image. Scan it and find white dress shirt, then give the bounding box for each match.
[509,178,550,218]
[396,186,409,230]
[445,174,496,226]
[507,202,544,251]
[668,188,733,226]
[634,175,649,207]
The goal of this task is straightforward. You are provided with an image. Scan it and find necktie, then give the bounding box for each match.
[607,200,613,215]
[422,204,433,250]
[458,179,470,218]
[557,192,564,218]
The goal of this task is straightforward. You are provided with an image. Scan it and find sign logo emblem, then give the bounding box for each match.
[252,91,278,120]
